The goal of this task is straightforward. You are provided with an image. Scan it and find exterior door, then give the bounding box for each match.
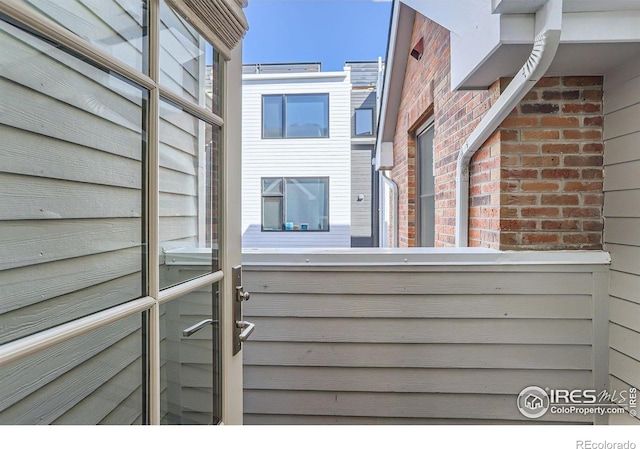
[0,0,245,425]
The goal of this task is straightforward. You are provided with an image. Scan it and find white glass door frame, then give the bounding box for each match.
[0,0,244,425]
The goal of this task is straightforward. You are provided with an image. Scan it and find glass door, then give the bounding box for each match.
[0,0,246,425]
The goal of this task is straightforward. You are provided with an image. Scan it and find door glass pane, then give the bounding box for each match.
[0,19,146,344]
[160,0,220,112]
[160,283,221,425]
[159,100,220,289]
[285,178,329,231]
[16,0,148,73]
[0,313,146,424]
[285,94,329,138]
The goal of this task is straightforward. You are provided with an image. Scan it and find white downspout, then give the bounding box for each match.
[380,169,399,247]
[455,0,563,246]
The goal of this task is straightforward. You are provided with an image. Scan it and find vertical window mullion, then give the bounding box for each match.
[147,0,161,426]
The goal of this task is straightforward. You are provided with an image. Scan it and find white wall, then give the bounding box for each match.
[603,56,640,425]
[242,71,352,248]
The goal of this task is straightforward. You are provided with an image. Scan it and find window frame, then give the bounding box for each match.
[261,93,330,139]
[354,107,374,137]
[416,122,436,247]
[260,176,330,232]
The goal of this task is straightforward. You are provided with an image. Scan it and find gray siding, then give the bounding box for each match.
[351,147,373,239]
[242,252,609,424]
[603,56,640,424]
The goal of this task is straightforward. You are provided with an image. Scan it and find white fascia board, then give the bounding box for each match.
[242,71,348,82]
[374,1,414,170]
[500,11,640,44]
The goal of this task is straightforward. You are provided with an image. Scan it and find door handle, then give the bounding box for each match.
[182,319,217,337]
[236,320,255,342]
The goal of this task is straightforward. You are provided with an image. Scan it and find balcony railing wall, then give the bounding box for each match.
[242,248,610,425]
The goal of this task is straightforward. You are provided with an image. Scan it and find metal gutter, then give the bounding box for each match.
[455,0,563,246]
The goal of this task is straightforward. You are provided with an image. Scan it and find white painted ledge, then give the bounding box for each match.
[242,247,611,267]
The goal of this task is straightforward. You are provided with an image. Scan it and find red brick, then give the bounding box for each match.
[563,155,603,166]
[541,194,580,205]
[541,168,581,179]
[541,220,580,230]
[521,103,560,114]
[522,233,560,244]
[562,207,602,218]
[563,76,602,87]
[542,143,580,154]
[562,103,602,114]
[534,77,561,88]
[562,129,602,140]
[540,116,580,127]
[522,129,560,140]
[521,207,560,218]
[521,181,560,192]
[521,155,560,167]
[501,116,539,128]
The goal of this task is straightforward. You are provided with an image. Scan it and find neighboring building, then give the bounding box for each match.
[241,61,383,248]
[348,60,383,247]
[376,0,640,423]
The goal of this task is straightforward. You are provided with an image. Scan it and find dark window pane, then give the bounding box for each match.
[285,94,328,138]
[262,197,283,230]
[355,108,373,136]
[262,96,283,138]
[417,127,435,247]
[262,178,283,195]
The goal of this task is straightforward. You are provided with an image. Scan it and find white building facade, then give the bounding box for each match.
[242,66,353,248]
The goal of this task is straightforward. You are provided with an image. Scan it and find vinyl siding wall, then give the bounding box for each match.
[350,88,377,245]
[603,57,640,424]
[242,250,610,424]
[242,72,352,248]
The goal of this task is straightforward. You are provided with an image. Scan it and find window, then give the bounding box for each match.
[262,177,329,231]
[354,108,373,136]
[262,94,329,138]
[417,126,435,246]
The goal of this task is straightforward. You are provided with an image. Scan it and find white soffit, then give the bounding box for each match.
[454,2,640,89]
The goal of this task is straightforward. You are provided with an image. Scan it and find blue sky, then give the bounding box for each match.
[243,0,393,71]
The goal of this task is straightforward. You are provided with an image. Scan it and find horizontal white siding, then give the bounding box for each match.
[242,73,352,248]
[242,250,609,424]
[603,55,640,424]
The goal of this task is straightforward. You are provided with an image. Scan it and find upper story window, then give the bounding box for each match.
[354,108,373,136]
[262,94,329,139]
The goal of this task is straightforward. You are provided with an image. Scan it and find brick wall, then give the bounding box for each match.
[390,14,604,250]
[498,76,604,250]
